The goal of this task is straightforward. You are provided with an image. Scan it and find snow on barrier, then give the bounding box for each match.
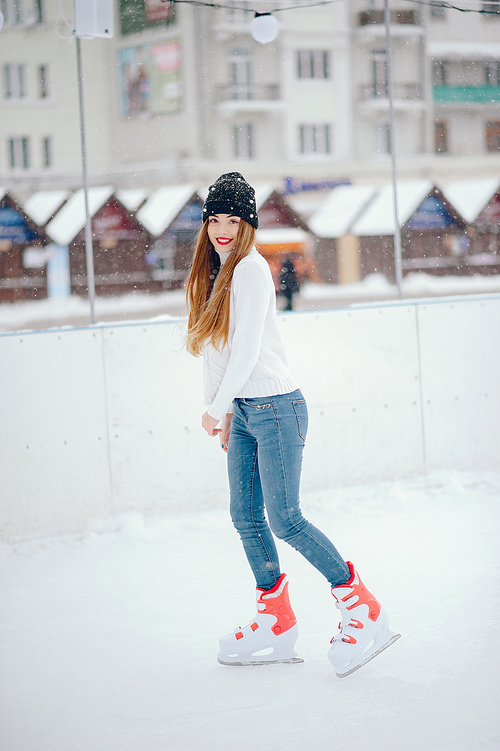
[1,295,499,542]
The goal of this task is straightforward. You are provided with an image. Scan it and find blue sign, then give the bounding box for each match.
[405,196,461,231]
[283,177,351,195]
[171,199,203,230]
[0,206,39,243]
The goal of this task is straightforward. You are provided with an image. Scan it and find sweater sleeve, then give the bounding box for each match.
[207,261,270,421]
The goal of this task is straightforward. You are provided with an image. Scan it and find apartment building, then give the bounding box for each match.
[1,0,500,197]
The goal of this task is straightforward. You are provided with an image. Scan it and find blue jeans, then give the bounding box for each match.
[227,389,350,590]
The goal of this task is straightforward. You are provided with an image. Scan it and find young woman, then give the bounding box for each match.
[186,172,399,676]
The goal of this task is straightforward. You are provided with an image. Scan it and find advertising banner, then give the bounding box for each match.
[119,40,181,116]
[145,0,174,23]
[119,0,175,35]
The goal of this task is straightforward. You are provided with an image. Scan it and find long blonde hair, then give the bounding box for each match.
[186,219,256,356]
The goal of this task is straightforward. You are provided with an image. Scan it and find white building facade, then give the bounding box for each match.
[1,0,500,197]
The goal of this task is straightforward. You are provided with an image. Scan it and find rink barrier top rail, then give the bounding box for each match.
[1,291,500,339]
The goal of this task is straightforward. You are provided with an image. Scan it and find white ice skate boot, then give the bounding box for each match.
[218,574,303,666]
[328,562,400,678]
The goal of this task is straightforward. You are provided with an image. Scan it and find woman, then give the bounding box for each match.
[186,173,399,676]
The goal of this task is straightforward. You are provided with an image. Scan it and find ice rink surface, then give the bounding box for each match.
[1,470,499,751]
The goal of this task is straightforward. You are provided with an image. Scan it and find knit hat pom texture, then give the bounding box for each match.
[202,172,258,229]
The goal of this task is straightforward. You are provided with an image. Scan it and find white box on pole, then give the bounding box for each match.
[74,0,114,38]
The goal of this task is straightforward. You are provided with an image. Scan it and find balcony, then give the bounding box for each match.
[356,9,423,40]
[359,82,425,111]
[434,85,500,104]
[358,9,420,26]
[216,84,284,115]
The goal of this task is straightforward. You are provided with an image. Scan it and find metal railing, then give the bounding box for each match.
[217,84,281,102]
[360,83,423,101]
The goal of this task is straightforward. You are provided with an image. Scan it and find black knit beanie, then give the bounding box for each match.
[202,172,258,229]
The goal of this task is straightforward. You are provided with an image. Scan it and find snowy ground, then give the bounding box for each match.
[1,470,499,751]
[2,271,500,331]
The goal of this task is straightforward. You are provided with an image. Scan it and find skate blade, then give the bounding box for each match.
[218,656,304,667]
[335,633,401,678]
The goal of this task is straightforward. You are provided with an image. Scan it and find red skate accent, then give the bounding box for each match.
[342,634,357,645]
[349,619,364,629]
[339,562,381,622]
[235,631,243,640]
[257,574,297,636]
[250,622,259,631]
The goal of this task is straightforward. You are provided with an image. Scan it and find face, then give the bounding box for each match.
[207,214,241,253]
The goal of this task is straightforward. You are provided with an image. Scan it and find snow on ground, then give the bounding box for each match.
[1,470,499,751]
[0,289,186,331]
[2,272,500,332]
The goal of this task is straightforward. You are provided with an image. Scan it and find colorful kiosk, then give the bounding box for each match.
[46,187,158,298]
[443,179,500,274]
[0,189,51,302]
[309,185,376,284]
[253,186,318,289]
[351,180,467,281]
[136,186,203,288]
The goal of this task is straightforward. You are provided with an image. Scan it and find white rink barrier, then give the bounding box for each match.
[1,295,499,541]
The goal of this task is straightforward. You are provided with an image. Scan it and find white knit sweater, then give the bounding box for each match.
[204,248,298,421]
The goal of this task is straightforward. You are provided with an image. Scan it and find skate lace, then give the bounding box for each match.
[330,617,363,644]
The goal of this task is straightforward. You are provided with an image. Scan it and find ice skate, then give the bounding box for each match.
[328,562,400,678]
[218,573,303,666]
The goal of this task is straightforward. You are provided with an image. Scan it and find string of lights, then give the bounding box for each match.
[165,0,500,16]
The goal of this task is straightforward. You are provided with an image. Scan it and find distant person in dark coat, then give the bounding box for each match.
[280,256,299,311]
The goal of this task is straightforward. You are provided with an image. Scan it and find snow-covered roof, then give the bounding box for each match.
[136,185,197,237]
[256,227,309,244]
[441,179,500,224]
[46,186,114,246]
[24,190,70,227]
[352,180,434,237]
[309,185,376,239]
[0,188,7,202]
[428,42,500,60]
[254,185,276,210]
[115,189,149,213]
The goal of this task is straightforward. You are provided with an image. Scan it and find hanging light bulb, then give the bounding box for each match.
[250,13,279,44]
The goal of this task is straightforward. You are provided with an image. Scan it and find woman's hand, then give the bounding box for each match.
[201,411,221,437]
[219,413,233,453]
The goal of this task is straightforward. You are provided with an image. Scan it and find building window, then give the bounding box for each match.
[434,121,448,153]
[0,0,44,27]
[233,122,254,159]
[34,0,44,23]
[432,60,448,86]
[485,61,500,86]
[430,2,446,17]
[228,47,252,99]
[486,122,500,151]
[482,1,500,15]
[42,136,52,167]
[296,50,329,80]
[374,122,391,154]
[371,50,388,97]
[226,1,252,23]
[8,136,30,169]
[38,64,49,98]
[299,124,332,155]
[0,0,22,26]
[4,63,27,99]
